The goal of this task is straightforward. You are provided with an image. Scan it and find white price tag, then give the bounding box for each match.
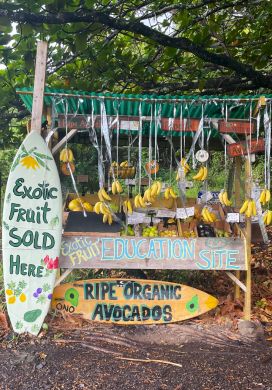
[156,209,176,218]
[201,191,213,202]
[127,211,146,225]
[226,213,240,223]
[176,207,195,219]
[125,179,136,185]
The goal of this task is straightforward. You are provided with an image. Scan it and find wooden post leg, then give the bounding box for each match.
[244,157,252,320]
[234,156,242,299]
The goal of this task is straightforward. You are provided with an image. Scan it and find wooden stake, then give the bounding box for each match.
[244,157,252,320]
[234,156,242,299]
[30,41,48,133]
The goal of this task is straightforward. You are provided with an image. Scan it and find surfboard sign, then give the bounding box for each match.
[52,279,218,325]
[2,132,62,335]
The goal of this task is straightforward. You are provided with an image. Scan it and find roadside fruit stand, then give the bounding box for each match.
[15,84,272,325]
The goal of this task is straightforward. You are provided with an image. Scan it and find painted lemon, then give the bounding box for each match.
[6,289,13,296]
[8,296,16,304]
[19,293,27,302]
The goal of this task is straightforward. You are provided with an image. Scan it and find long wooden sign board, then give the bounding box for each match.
[57,114,200,132]
[227,138,265,157]
[59,235,247,270]
[52,278,219,324]
[218,120,255,134]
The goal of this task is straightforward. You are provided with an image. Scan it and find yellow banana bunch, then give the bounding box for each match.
[201,207,217,223]
[164,187,178,200]
[263,210,272,225]
[120,160,129,167]
[239,199,257,218]
[111,161,118,167]
[123,199,133,214]
[259,188,271,205]
[193,166,208,181]
[60,148,74,162]
[112,180,123,194]
[94,201,113,224]
[218,190,232,206]
[98,187,112,202]
[144,187,153,203]
[134,194,147,208]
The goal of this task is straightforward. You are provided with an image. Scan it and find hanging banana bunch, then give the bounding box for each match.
[123,199,133,214]
[218,190,232,206]
[60,148,74,163]
[112,180,123,194]
[201,207,217,223]
[239,199,257,218]
[259,188,271,205]
[193,165,208,181]
[93,201,113,225]
[134,194,147,208]
[263,210,272,225]
[98,187,112,202]
[164,186,178,200]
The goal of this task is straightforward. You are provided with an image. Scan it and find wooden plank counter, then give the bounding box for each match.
[59,234,246,271]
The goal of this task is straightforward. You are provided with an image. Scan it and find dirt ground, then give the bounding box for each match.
[0,319,271,390]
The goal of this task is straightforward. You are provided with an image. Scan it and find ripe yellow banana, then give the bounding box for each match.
[60,148,74,162]
[138,195,146,208]
[94,201,102,214]
[222,191,232,206]
[259,189,266,204]
[239,199,250,214]
[267,210,272,225]
[144,188,152,202]
[112,181,117,195]
[100,187,112,201]
[156,181,162,196]
[252,200,257,216]
[164,187,171,200]
[169,188,178,199]
[151,182,158,197]
[134,194,141,208]
[245,200,254,218]
[127,200,133,214]
[180,158,190,172]
[201,166,208,181]
[265,189,271,203]
[116,180,123,193]
[123,200,128,213]
[103,214,108,223]
[120,161,128,167]
[193,166,204,180]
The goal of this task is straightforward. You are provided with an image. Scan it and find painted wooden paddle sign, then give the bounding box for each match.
[2,132,62,335]
[52,279,218,324]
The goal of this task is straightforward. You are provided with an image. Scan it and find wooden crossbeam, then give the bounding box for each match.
[52,129,78,155]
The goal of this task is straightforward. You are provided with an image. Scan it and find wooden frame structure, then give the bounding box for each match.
[26,40,271,322]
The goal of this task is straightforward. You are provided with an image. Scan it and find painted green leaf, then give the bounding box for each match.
[24,309,42,323]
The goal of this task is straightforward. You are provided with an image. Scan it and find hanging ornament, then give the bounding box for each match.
[145,160,159,175]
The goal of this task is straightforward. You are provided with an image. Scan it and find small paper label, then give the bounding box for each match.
[127,211,146,225]
[176,207,195,219]
[226,213,240,223]
[156,209,176,218]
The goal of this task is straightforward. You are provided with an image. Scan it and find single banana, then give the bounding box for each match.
[259,189,266,204]
[164,187,171,200]
[156,181,162,196]
[120,161,128,167]
[151,182,158,197]
[112,181,117,195]
[263,211,268,224]
[94,201,102,214]
[239,199,249,214]
[245,200,253,218]
[108,214,113,225]
[134,194,140,208]
[265,189,271,203]
[222,191,232,206]
[145,188,152,202]
[169,188,178,199]
[267,210,272,225]
[103,214,108,223]
[193,166,204,180]
[100,202,110,215]
[127,200,133,214]
[100,187,112,201]
[116,180,123,193]
[138,195,146,208]
[98,189,104,202]
[123,200,128,214]
[201,166,208,181]
[218,191,224,205]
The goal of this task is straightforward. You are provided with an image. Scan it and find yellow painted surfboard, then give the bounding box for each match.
[52,278,218,324]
